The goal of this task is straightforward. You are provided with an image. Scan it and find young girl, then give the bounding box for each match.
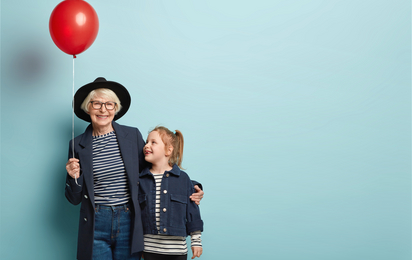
[138,126,204,260]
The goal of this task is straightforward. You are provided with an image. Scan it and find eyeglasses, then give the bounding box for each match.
[89,101,117,110]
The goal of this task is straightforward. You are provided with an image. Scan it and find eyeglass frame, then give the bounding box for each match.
[89,101,117,110]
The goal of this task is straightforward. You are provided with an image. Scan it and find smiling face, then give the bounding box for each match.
[144,131,172,166]
[87,93,116,133]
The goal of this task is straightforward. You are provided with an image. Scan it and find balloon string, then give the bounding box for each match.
[73,57,80,186]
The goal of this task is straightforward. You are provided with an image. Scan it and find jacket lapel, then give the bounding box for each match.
[113,122,134,184]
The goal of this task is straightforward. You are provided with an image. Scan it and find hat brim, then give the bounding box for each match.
[73,78,131,122]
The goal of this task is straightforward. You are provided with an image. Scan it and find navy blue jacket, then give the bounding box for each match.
[138,164,204,237]
[65,122,146,260]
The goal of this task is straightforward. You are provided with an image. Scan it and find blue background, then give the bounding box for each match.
[1,1,410,259]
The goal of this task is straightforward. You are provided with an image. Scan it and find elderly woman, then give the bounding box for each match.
[65,78,203,260]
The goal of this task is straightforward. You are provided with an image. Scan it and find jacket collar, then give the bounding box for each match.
[112,121,127,139]
[79,121,124,148]
[140,164,181,177]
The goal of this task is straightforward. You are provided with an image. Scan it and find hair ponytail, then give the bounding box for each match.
[174,130,184,168]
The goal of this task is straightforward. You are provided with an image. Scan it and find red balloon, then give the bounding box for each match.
[49,0,99,58]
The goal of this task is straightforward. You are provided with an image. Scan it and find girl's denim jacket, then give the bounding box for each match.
[138,164,204,237]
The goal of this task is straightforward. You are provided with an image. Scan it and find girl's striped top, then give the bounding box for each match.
[92,131,130,206]
[143,173,202,255]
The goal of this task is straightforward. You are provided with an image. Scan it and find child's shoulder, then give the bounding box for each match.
[179,169,190,178]
[172,165,191,179]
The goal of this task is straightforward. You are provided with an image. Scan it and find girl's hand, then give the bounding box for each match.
[66,158,80,179]
[190,185,204,205]
[191,246,202,259]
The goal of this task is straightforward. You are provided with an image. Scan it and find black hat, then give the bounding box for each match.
[73,77,131,122]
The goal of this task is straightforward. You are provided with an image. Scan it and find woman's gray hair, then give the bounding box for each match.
[80,88,122,114]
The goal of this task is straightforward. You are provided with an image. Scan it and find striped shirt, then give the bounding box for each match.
[92,131,130,206]
[143,173,202,255]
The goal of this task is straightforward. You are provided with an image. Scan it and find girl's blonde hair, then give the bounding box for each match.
[80,88,122,114]
[151,126,184,168]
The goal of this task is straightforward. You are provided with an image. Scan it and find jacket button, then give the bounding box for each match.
[163,228,167,233]
[163,208,167,212]
[166,174,169,177]
[84,218,87,222]
[163,190,167,194]
[84,195,88,199]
